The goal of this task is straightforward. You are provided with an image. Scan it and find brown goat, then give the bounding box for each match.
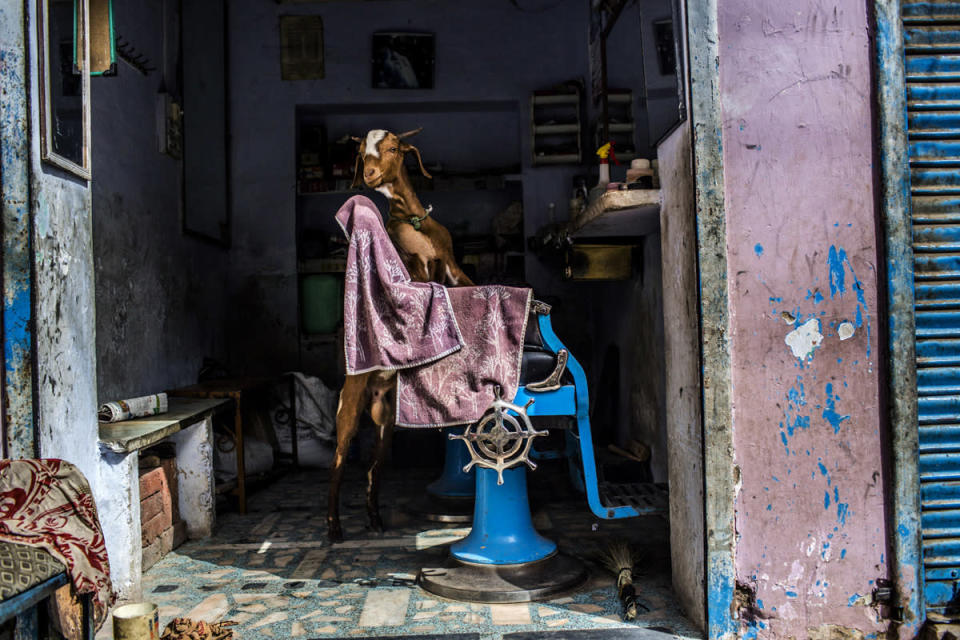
[327,129,472,543]
[351,128,474,287]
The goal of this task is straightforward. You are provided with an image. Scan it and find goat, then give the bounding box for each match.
[351,128,474,287]
[327,129,473,543]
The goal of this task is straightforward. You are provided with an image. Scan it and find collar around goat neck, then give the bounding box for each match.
[390,204,433,231]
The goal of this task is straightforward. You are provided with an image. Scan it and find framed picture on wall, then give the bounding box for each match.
[37,0,91,179]
[280,15,324,81]
[371,32,434,89]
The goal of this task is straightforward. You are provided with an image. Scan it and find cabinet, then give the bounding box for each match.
[530,88,582,165]
[597,90,637,162]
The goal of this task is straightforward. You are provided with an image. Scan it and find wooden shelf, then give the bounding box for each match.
[533,153,581,165]
[531,93,579,105]
[534,123,580,135]
[531,88,581,165]
[569,188,661,238]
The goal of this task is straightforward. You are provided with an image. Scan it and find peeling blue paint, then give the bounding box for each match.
[805,288,824,304]
[824,491,830,509]
[828,245,847,298]
[828,245,873,357]
[0,7,36,459]
[822,383,850,434]
[754,243,763,256]
[837,502,849,526]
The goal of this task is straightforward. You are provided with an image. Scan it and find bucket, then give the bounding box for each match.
[112,602,159,640]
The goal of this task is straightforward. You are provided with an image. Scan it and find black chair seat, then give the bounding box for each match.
[520,347,558,384]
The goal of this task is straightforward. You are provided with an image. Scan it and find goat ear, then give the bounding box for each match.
[350,136,362,143]
[400,142,432,179]
[396,127,423,140]
[350,152,364,189]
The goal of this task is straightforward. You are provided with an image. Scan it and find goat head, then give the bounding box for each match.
[351,128,432,190]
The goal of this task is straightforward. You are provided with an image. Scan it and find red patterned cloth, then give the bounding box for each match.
[0,459,114,628]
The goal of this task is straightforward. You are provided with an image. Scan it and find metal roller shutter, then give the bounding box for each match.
[904,0,960,616]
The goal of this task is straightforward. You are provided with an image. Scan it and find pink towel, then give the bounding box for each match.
[337,196,530,426]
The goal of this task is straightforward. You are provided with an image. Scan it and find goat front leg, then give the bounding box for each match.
[443,261,474,287]
[366,374,396,533]
[328,372,370,543]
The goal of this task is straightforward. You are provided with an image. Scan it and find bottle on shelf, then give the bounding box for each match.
[626,158,654,188]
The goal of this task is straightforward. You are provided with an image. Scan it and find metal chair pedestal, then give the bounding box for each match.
[406,428,475,523]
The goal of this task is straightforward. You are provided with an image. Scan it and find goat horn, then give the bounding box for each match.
[396,127,423,139]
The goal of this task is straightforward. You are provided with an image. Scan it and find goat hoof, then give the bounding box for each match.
[368,514,384,533]
[328,523,344,543]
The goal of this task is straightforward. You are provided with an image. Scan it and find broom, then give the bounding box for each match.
[601,541,643,621]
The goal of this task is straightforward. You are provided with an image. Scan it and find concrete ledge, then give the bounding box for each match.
[98,400,221,600]
[98,397,229,453]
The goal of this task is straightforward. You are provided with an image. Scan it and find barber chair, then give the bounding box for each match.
[406,428,476,523]
[406,297,573,523]
[418,300,668,602]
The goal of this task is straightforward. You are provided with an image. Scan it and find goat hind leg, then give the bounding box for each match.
[366,378,395,533]
[328,372,369,543]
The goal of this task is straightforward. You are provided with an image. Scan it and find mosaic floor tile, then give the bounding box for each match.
[115,467,702,640]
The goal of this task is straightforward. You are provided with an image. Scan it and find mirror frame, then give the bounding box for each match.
[37,0,92,180]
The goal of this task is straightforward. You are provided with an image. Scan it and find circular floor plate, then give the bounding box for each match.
[417,552,587,603]
[405,493,474,523]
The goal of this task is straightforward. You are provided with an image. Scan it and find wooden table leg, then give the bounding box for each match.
[233,394,246,515]
[289,374,299,468]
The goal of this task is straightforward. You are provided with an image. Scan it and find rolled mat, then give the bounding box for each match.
[97,393,168,423]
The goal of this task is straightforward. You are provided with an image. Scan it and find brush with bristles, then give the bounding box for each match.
[601,541,641,620]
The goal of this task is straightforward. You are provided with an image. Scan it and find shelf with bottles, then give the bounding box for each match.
[531,87,582,166]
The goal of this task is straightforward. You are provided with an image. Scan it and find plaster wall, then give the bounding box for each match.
[23,0,121,595]
[91,0,229,403]
[659,118,704,628]
[717,0,888,636]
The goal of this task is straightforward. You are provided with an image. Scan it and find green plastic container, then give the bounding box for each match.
[300,274,342,335]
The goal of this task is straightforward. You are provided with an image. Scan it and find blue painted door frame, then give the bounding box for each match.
[0,0,38,460]
[686,0,738,637]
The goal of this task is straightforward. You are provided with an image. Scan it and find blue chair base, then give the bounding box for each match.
[406,427,476,523]
[426,428,475,499]
[451,467,555,565]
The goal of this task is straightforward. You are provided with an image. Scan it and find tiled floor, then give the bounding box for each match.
[98,461,701,640]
